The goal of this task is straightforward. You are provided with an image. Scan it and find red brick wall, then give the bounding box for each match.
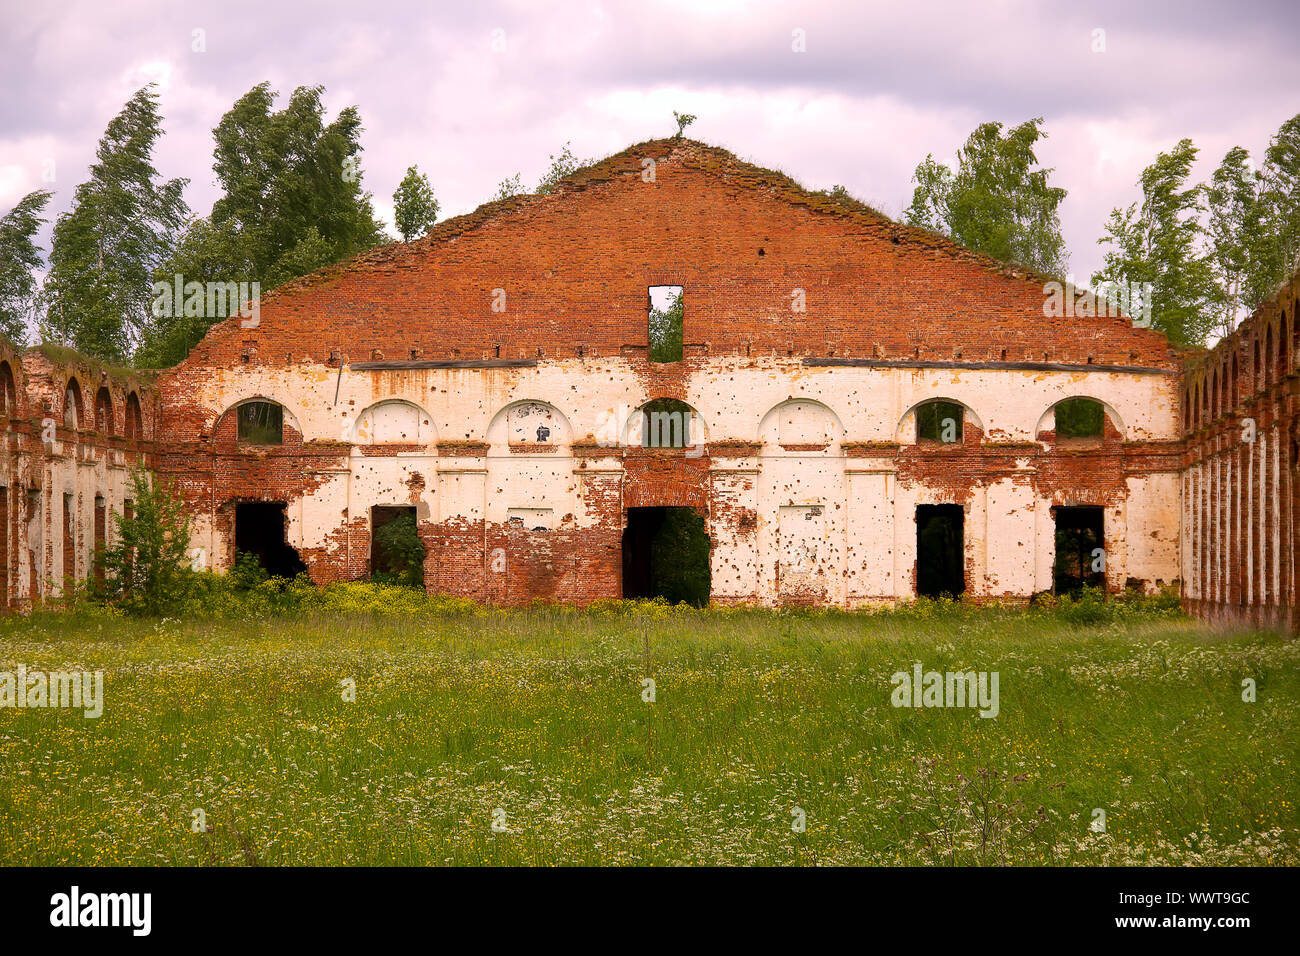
[148,140,1190,608]
[1182,268,1300,631]
[164,139,1175,439]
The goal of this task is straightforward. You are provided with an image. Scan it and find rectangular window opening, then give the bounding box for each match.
[370,505,425,589]
[1053,505,1105,596]
[648,285,684,363]
[916,504,965,598]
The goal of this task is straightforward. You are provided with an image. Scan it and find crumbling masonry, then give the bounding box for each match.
[1,140,1296,629]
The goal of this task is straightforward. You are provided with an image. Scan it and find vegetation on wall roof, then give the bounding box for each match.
[31,342,156,382]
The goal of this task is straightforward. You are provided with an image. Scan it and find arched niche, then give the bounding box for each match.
[487,400,573,451]
[757,398,844,453]
[353,400,435,445]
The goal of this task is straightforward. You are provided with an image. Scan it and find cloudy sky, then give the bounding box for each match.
[2,0,1297,288]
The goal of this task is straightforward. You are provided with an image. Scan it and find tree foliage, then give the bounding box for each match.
[136,83,386,366]
[905,118,1068,276]
[1204,146,1268,340]
[0,189,53,344]
[1252,113,1300,305]
[648,289,683,362]
[393,165,439,241]
[208,83,386,280]
[1090,112,1300,345]
[41,86,189,361]
[1092,139,1215,347]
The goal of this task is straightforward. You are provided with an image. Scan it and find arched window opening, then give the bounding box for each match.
[915,400,964,444]
[1056,398,1105,439]
[63,379,82,430]
[125,393,143,441]
[1278,314,1288,376]
[236,400,284,445]
[1292,305,1299,370]
[1265,326,1274,385]
[0,362,15,417]
[94,387,113,434]
[632,398,698,450]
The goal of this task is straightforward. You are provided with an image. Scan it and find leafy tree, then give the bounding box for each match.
[264,225,338,289]
[0,188,53,344]
[905,118,1068,276]
[41,86,189,361]
[136,83,386,365]
[673,111,697,138]
[1093,139,1215,347]
[536,142,589,195]
[97,469,194,615]
[208,83,385,280]
[131,216,247,367]
[1204,146,1268,339]
[393,165,439,241]
[1252,112,1300,304]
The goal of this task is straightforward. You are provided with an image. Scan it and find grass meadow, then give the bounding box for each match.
[1,594,1297,866]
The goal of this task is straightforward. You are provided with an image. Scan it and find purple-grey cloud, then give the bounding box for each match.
[2,0,1297,327]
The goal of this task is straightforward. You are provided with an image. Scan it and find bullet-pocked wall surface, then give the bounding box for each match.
[146,139,1186,609]
[7,138,1289,622]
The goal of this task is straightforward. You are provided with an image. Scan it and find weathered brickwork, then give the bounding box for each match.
[146,139,1184,609]
[1181,268,1300,631]
[0,343,155,608]
[3,138,1288,625]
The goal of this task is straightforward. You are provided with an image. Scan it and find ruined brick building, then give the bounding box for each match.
[1,139,1297,628]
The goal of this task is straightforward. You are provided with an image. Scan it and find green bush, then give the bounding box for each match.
[1055,585,1114,626]
[96,469,195,616]
[370,512,426,588]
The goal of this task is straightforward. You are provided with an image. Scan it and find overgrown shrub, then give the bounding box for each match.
[370,512,426,588]
[96,469,195,616]
[1055,585,1114,626]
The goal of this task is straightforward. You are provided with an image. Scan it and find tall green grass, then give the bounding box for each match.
[0,597,1295,865]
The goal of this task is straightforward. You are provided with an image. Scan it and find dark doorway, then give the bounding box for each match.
[916,504,965,598]
[234,502,307,579]
[370,505,425,588]
[1053,506,1105,595]
[622,506,711,606]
